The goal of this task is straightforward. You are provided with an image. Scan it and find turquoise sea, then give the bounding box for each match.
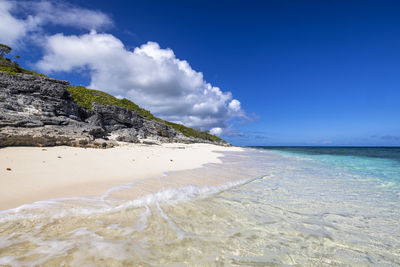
[0,147,399,266]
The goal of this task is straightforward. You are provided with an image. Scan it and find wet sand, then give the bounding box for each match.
[0,143,243,210]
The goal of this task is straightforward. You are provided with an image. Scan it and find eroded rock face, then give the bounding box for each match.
[0,73,105,147]
[0,126,111,148]
[0,73,228,147]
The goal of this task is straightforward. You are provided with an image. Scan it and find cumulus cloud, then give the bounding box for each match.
[228,99,241,112]
[21,0,113,31]
[0,0,26,45]
[36,31,245,133]
[0,0,245,134]
[210,127,223,135]
[0,0,112,45]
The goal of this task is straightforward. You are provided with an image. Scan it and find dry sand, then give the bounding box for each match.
[0,143,243,210]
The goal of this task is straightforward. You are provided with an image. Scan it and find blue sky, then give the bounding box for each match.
[1,0,399,146]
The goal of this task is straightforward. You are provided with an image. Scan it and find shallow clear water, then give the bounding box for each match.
[1,147,399,266]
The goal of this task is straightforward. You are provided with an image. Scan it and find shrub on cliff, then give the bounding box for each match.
[67,86,157,120]
[0,44,11,57]
[0,43,224,144]
[67,85,223,142]
[0,43,47,77]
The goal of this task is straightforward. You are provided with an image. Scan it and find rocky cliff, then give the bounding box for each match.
[0,72,229,147]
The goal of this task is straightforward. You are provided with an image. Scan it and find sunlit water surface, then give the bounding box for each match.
[0,147,399,266]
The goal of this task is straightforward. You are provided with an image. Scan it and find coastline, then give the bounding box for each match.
[1,146,399,265]
[0,143,244,210]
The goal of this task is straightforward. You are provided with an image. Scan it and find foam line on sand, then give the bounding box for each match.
[0,143,243,210]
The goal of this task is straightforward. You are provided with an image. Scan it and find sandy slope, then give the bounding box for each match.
[0,143,243,210]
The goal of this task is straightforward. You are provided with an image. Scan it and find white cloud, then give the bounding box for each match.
[0,0,245,134]
[37,31,245,133]
[0,1,26,45]
[0,0,112,46]
[228,99,241,112]
[22,0,113,31]
[210,127,223,136]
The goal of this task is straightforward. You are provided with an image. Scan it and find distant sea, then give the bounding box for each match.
[1,146,399,265]
[255,146,400,190]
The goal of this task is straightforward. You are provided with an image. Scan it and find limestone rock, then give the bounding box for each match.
[0,72,229,148]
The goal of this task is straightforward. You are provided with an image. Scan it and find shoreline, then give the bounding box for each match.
[0,143,244,210]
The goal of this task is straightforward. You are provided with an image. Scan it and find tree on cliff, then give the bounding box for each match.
[0,44,11,58]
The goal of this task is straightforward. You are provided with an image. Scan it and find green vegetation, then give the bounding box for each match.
[67,86,158,120]
[0,62,47,77]
[0,43,48,77]
[164,121,223,142]
[0,44,11,57]
[0,43,224,143]
[67,85,223,142]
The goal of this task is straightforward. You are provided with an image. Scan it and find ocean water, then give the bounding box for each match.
[0,147,400,266]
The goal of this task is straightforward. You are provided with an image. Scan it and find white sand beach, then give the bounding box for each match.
[0,143,243,210]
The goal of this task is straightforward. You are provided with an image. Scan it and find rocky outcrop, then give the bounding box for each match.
[0,73,228,147]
